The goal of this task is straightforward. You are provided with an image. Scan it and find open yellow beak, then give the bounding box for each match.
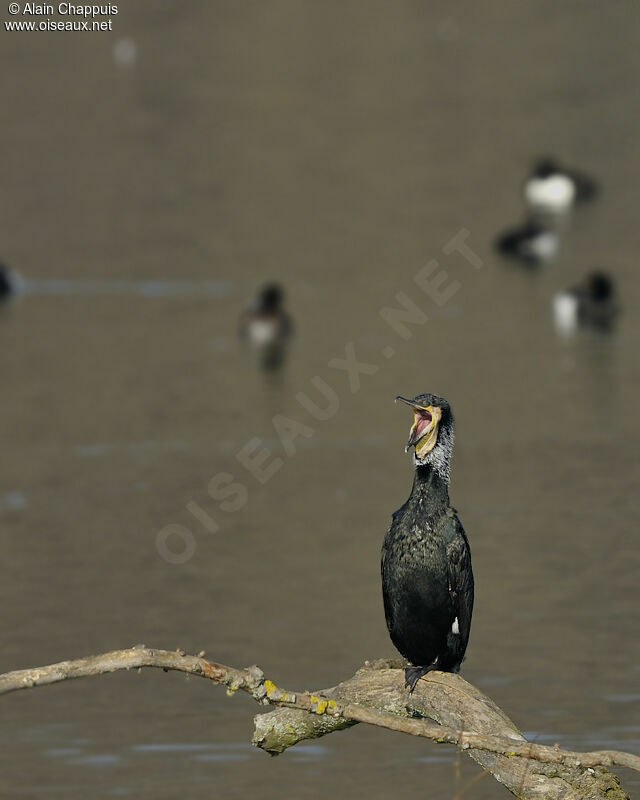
[396,397,442,456]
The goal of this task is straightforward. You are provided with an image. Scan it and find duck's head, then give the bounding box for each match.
[396,393,454,479]
[534,158,560,179]
[257,283,284,312]
[587,271,614,301]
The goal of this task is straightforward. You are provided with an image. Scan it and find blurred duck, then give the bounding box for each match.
[0,263,20,301]
[553,271,619,336]
[525,158,598,214]
[239,282,293,371]
[495,218,559,266]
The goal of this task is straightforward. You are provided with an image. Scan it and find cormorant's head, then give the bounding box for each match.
[396,393,454,479]
[257,283,284,312]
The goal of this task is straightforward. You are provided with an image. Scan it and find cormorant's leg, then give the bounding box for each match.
[404,662,438,693]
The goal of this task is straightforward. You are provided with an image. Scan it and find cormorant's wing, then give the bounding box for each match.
[444,513,474,656]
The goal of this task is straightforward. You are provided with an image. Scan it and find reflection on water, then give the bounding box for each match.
[0,491,28,511]
[45,748,85,758]
[2,1,640,799]
[132,743,250,753]
[38,736,329,771]
[69,754,122,767]
[523,729,640,753]
[22,279,234,297]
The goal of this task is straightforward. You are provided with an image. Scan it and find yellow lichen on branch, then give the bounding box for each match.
[0,647,636,800]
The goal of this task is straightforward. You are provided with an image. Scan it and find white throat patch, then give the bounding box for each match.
[414,422,454,482]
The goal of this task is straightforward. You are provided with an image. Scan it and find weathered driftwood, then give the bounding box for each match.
[254,659,632,800]
[0,648,635,800]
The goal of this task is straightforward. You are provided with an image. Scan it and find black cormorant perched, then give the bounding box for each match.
[239,283,293,371]
[525,158,598,214]
[495,218,559,266]
[382,393,474,692]
[553,271,619,335]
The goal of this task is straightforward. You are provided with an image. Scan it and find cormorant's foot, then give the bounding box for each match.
[404,664,437,693]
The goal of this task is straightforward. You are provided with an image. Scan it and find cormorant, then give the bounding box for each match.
[239,282,293,371]
[525,158,598,214]
[382,393,474,692]
[495,218,559,266]
[553,271,619,335]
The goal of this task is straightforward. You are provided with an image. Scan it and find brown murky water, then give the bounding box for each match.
[1,2,639,798]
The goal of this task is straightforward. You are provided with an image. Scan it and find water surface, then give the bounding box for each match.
[1,2,639,798]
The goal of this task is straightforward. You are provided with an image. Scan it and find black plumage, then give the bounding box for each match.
[495,218,558,266]
[382,393,473,691]
[529,157,599,205]
[553,271,620,335]
[0,263,15,300]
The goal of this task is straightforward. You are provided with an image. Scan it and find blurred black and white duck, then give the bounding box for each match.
[495,218,559,266]
[553,271,619,335]
[239,282,293,371]
[525,158,598,214]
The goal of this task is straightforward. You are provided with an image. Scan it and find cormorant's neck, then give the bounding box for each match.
[411,463,450,507]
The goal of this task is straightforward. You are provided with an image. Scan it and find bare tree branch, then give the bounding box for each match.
[0,647,635,800]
